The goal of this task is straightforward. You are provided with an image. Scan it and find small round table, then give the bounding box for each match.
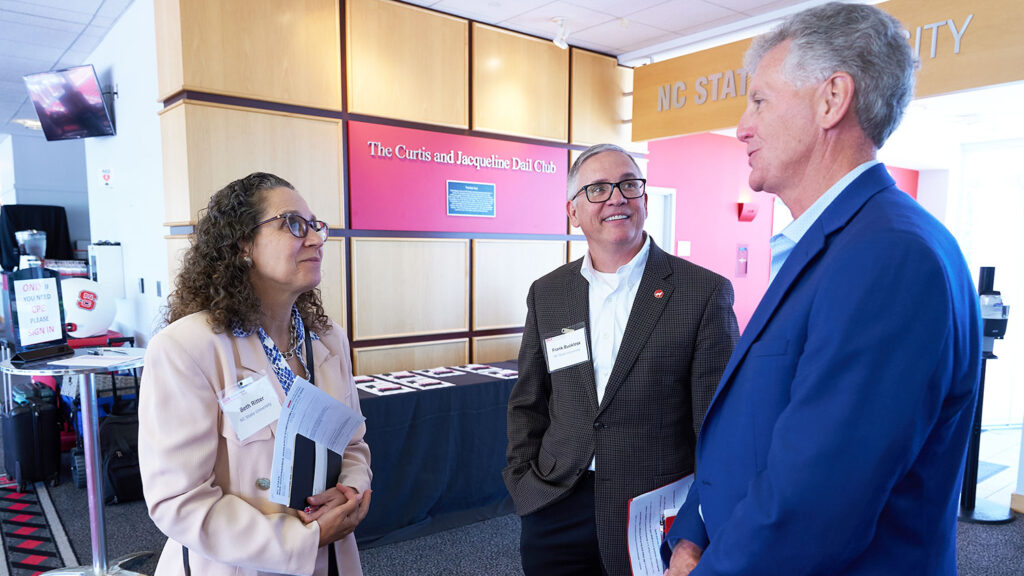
[1,348,151,576]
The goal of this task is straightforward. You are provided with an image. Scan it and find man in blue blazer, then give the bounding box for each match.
[663,3,981,575]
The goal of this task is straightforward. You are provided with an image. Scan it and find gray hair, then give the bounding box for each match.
[566,143,644,202]
[744,2,917,148]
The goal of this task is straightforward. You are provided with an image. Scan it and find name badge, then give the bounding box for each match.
[218,375,282,441]
[543,326,590,373]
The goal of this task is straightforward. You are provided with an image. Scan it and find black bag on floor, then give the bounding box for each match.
[2,384,61,491]
[98,412,143,504]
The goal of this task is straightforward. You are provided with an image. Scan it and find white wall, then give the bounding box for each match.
[83,0,167,346]
[956,139,1024,428]
[0,135,13,205]
[915,169,949,223]
[9,135,91,244]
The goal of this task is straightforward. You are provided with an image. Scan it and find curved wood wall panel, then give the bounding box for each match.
[321,238,347,329]
[154,0,183,99]
[156,0,342,109]
[472,334,523,364]
[346,0,468,128]
[159,101,343,226]
[160,103,190,226]
[353,339,469,375]
[472,240,566,330]
[472,24,569,142]
[351,238,469,340]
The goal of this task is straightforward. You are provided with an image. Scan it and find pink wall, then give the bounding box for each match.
[648,133,774,332]
[348,121,568,233]
[888,165,919,199]
[648,133,921,333]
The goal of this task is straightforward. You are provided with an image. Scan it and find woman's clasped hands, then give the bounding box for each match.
[298,484,373,547]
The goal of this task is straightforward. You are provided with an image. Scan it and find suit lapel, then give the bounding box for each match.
[564,260,600,411]
[235,327,336,437]
[707,164,897,409]
[597,242,673,414]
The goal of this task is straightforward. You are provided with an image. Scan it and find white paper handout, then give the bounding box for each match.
[354,375,414,396]
[269,376,366,505]
[378,373,453,390]
[627,474,694,576]
[413,366,463,379]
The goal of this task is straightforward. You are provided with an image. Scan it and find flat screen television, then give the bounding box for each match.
[23,65,115,141]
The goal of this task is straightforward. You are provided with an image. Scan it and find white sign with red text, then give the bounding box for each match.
[14,277,62,346]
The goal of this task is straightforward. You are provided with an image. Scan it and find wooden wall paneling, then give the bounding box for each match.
[321,238,347,329]
[353,338,468,375]
[350,238,469,340]
[472,24,569,142]
[472,334,522,364]
[154,0,184,98]
[160,102,190,225]
[346,0,469,128]
[170,0,342,109]
[620,66,648,154]
[472,239,566,330]
[168,101,344,226]
[571,49,632,149]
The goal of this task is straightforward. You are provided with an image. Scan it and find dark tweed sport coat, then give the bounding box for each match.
[504,240,739,575]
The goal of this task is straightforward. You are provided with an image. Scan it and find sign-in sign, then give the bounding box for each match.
[14,276,62,346]
[447,181,496,218]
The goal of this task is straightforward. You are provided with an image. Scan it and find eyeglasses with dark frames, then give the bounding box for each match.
[573,178,647,203]
[251,213,329,242]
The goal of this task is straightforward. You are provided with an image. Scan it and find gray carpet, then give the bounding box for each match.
[1,407,1021,575]
[38,479,1024,576]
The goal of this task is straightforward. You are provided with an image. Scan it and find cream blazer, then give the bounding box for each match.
[138,311,372,576]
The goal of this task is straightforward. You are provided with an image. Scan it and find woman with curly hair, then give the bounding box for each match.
[138,172,371,576]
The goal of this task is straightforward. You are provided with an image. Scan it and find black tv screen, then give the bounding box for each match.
[23,65,115,141]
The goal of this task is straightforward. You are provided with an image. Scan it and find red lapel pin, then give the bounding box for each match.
[654,289,664,299]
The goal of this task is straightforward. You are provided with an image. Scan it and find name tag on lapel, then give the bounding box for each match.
[543,325,590,373]
[218,375,282,441]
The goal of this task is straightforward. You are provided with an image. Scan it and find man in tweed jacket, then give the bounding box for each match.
[504,143,739,575]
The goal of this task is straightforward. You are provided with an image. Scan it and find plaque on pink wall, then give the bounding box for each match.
[348,121,568,234]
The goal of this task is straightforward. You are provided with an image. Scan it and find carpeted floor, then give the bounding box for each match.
[36,478,1024,576]
[2,425,1022,575]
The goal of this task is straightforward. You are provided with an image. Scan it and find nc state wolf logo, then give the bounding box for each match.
[77,290,98,311]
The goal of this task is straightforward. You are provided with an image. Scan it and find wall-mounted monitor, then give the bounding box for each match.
[23,65,115,142]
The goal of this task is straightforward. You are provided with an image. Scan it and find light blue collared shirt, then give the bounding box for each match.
[769,161,879,284]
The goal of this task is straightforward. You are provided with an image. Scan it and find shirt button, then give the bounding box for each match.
[255,478,271,490]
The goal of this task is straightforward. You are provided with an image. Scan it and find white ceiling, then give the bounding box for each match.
[0,0,134,137]
[1,0,1021,171]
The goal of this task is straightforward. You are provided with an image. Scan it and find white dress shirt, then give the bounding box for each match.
[579,235,651,470]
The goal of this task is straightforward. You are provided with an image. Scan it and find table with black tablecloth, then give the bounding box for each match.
[354,362,516,548]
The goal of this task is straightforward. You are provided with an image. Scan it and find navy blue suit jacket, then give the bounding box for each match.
[663,164,981,574]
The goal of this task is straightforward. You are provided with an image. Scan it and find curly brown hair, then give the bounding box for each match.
[164,172,331,335]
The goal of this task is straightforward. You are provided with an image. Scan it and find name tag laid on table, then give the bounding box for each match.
[543,324,590,373]
[217,375,282,442]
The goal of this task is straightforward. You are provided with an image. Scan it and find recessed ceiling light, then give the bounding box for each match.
[13,118,41,130]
